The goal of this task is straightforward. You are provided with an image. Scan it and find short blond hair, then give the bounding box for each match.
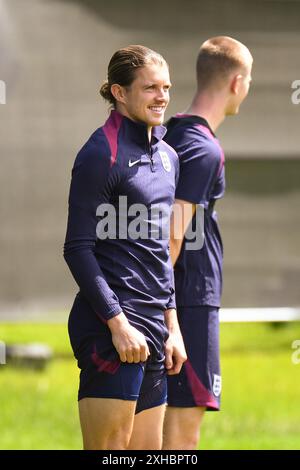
[196,36,252,90]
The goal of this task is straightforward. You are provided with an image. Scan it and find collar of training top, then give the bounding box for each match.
[166,113,216,138]
[109,110,167,146]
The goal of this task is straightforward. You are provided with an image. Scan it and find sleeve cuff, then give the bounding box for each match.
[96,304,122,323]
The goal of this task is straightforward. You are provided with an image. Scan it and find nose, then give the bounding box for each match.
[156,87,168,102]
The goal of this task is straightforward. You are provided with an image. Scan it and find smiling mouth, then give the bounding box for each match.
[149,106,165,113]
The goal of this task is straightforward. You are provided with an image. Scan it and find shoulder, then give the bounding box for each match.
[74,127,112,170]
[165,120,205,152]
[174,123,222,164]
[173,122,215,146]
[195,131,223,164]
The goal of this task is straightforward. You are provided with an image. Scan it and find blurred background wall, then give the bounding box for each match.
[0,0,299,318]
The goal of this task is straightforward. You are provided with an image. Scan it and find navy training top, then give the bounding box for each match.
[165,114,225,308]
[64,110,179,322]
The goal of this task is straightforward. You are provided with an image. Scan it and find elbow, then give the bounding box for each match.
[63,241,73,265]
[63,246,70,266]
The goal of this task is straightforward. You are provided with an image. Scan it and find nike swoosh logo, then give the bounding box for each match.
[128,159,141,168]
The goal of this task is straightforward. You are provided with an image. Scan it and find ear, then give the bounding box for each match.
[110,84,127,104]
[230,74,242,95]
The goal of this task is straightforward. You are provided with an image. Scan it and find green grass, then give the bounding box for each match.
[0,323,82,449]
[200,322,300,449]
[0,321,300,449]
[0,359,81,449]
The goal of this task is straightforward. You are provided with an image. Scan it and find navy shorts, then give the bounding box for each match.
[68,293,169,414]
[167,306,221,411]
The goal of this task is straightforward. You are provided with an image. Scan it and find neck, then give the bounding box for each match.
[185,91,227,133]
[114,105,152,142]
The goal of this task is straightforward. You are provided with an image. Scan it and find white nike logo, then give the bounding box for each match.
[128,159,141,168]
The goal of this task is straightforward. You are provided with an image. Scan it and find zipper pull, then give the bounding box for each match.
[149,146,155,172]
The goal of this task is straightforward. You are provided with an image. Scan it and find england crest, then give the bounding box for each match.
[213,374,222,397]
[159,151,171,172]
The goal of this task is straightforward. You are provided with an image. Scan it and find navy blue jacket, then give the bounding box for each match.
[165,114,225,308]
[64,110,179,322]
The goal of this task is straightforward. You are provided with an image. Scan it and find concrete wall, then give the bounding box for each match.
[0,0,300,316]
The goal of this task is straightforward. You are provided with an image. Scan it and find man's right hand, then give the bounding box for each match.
[107,312,150,363]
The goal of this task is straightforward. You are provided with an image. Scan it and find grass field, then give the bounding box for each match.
[0,321,300,450]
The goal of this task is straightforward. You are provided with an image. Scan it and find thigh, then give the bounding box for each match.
[167,306,221,410]
[79,397,136,450]
[162,406,205,450]
[128,404,166,450]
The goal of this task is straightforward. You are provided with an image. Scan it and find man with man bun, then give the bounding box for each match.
[64,45,186,450]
